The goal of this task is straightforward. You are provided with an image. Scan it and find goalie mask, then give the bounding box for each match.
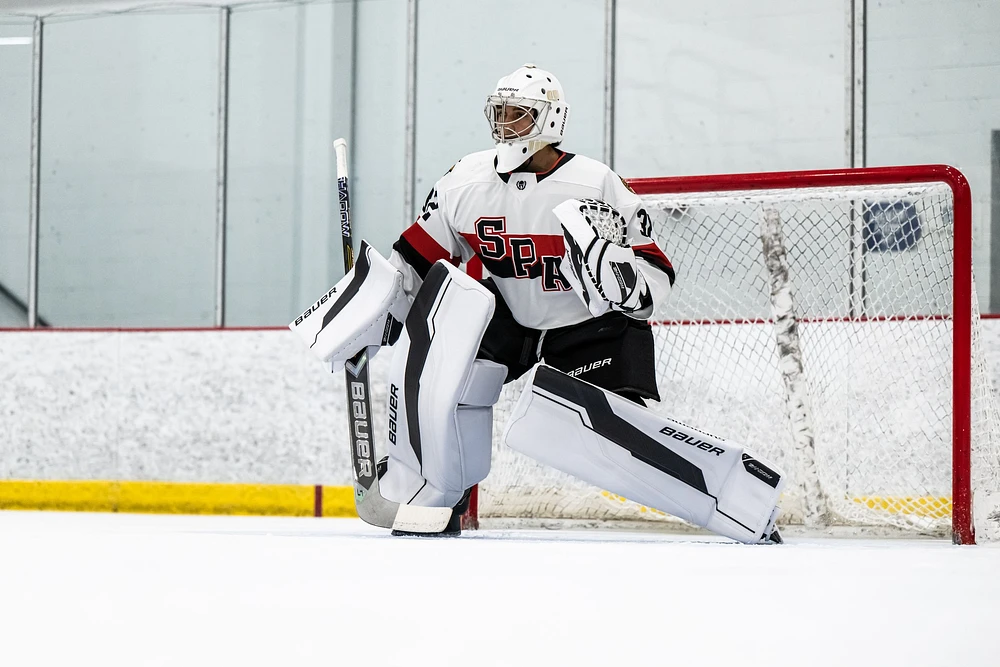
[485,63,570,172]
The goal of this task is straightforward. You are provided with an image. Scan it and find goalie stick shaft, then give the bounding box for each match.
[334,138,399,528]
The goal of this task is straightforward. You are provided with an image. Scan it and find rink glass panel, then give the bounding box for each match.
[38,11,218,326]
[0,20,34,326]
[614,0,845,177]
[224,1,341,327]
[866,0,1000,310]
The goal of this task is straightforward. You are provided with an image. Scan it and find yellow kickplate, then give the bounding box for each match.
[0,480,357,518]
[601,489,952,521]
[851,495,952,519]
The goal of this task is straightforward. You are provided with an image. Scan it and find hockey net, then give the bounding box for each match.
[476,165,1000,544]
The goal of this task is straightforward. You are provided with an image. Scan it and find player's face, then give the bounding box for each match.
[495,105,536,140]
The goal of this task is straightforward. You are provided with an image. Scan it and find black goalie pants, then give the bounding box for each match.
[475,278,660,403]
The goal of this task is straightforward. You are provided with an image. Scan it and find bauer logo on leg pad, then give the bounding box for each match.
[659,426,725,456]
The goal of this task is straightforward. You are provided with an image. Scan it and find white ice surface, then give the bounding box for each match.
[1,511,998,667]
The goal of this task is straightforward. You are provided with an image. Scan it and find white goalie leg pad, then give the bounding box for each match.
[502,365,786,543]
[288,241,409,367]
[380,260,507,509]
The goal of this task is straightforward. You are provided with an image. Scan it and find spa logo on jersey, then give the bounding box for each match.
[462,218,572,291]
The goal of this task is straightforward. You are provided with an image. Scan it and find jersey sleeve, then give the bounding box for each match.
[602,170,675,318]
[390,175,465,297]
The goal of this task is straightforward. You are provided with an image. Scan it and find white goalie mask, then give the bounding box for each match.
[484,63,570,172]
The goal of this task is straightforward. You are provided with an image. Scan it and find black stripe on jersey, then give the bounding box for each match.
[393,236,434,280]
[478,254,543,280]
[634,246,676,286]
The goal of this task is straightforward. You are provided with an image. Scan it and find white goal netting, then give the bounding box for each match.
[479,172,1000,542]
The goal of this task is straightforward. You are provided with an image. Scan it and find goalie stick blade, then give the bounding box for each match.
[390,503,456,535]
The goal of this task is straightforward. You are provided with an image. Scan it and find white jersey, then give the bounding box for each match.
[390,149,675,330]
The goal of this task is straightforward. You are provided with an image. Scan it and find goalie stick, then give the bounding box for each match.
[333,139,453,534]
[334,138,398,528]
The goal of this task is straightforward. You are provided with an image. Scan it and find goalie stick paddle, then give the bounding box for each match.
[334,138,399,529]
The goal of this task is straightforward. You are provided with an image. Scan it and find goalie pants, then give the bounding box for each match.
[476,278,660,403]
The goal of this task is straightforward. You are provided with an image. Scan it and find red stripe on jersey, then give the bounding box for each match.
[530,234,566,256]
[632,242,673,270]
[466,256,484,280]
[402,223,456,265]
[459,232,565,259]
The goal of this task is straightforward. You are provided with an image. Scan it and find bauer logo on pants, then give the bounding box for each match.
[567,358,612,377]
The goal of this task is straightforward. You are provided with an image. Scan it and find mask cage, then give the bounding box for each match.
[484,95,549,144]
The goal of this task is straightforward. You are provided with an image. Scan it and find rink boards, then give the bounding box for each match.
[2,323,998,522]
